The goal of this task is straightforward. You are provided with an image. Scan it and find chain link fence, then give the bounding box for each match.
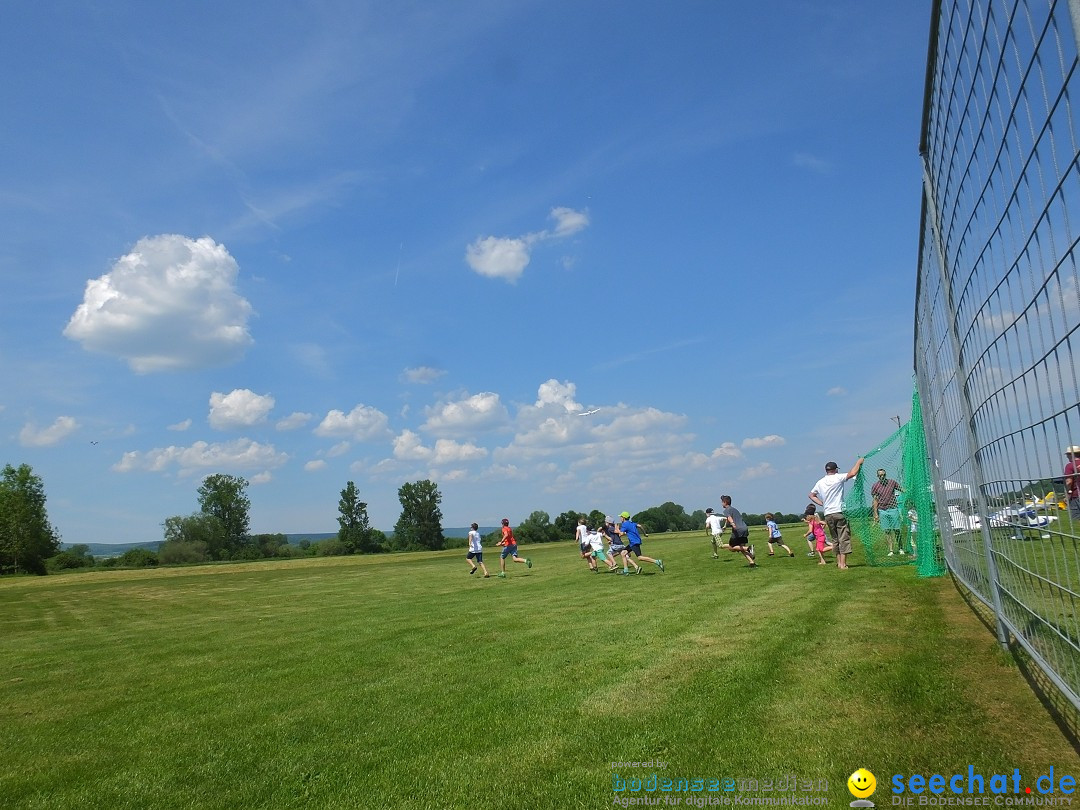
[915,0,1080,711]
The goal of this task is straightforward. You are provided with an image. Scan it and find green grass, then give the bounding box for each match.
[1,527,1077,809]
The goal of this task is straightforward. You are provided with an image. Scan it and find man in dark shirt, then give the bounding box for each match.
[871,469,905,556]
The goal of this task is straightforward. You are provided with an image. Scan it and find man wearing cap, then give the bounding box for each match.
[809,457,864,570]
[1065,446,1080,522]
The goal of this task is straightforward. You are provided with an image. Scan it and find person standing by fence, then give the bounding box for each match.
[1066,446,1080,523]
[809,458,864,571]
[872,468,905,556]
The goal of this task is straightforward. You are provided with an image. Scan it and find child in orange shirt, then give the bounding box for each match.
[497,518,532,577]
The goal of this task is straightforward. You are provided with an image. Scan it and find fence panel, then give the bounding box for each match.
[916,0,1080,710]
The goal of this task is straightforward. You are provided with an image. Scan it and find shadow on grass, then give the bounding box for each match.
[949,571,1080,757]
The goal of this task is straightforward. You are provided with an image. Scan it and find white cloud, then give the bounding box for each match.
[393,430,430,461]
[167,418,192,431]
[315,404,391,441]
[742,434,786,449]
[250,471,272,484]
[465,236,531,282]
[740,462,776,480]
[433,438,487,465]
[535,379,582,412]
[711,443,743,460]
[63,235,253,372]
[550,206,589,237]
[276,412,313,430]
[326,441,350,457]
[827,387,848,397]
[465,207,589,282]
[209,389,275,430]
[304,460,326,471]
[113,439,288,475]
[496,404,689,464]
[19,416,78,447]
[422,392,509,434]
[392,430,488,465]
[402,366,446,384]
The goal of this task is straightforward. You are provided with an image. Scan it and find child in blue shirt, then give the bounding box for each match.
[765,513,794,557]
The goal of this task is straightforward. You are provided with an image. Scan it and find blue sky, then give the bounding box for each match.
[2,1,927,543]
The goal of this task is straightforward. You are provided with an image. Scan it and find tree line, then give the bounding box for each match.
[1,462,807,575]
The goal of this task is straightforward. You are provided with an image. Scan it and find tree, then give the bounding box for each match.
[163,513,223,560]
[338,481,377,554]
[158,538,209,565]
[587,509,607,530]
[0,463,60,575]
[251,533,287,558]
[116,548,158,568]
[634,501,697,533]
[553,510,583,539]
[46,544,95,571]
[515,511,561,545]
[197,474,251,559]
[393,480,445,551]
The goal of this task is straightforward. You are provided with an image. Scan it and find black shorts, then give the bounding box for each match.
[466,551,483,561]
[728,531,750,547]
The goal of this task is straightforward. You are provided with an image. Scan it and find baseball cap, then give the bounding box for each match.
[620,511,631,518]
[825,461,838,471]
[604,515,614,524]
[1066,446,1080,455]
[705,507,714,514]
[501,518,509,525]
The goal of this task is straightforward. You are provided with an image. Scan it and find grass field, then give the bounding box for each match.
[2,525,1079,809]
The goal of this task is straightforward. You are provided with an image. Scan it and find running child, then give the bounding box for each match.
[576,516,596,572]
[705,507,727,559]
[802,503,817,556]
[618,511,665,573]
[720,496,755,567]
[497,518,532,577]
[589,525,619,572]
[603,516,636,575]
[466,523,490,577]
[765,513,794,557]
[805,506,833,565]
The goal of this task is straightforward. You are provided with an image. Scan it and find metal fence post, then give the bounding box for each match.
[919,162,1010,648]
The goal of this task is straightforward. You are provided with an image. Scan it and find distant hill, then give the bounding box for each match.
[64,526,494,557]
[287,527,498,542]
[62,541,163,557]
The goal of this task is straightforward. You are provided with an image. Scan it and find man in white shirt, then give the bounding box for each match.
[704,507,726,559]
[809,458,864,570]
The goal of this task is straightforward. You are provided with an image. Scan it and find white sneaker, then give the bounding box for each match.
[887,551,894,557]
[898,549,906,555]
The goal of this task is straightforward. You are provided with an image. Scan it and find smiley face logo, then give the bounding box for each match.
[847,769,876,799]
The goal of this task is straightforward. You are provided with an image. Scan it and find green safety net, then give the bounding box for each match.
[843,386,945,577]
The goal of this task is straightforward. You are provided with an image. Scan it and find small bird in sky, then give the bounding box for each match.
[90,441,99,445]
